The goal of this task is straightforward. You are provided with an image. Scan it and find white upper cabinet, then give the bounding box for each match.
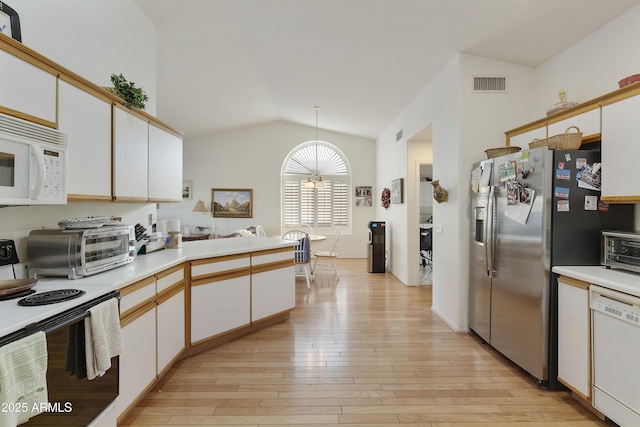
[148,124,183,202]
[113,106,149,201]
[601,94,640,202]
[58,80,112,200]
[507,125,547,150]
[547,107,600,141]
[0,49,56,126]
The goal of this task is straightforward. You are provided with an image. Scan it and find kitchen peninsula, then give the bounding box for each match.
[0,237,296,426]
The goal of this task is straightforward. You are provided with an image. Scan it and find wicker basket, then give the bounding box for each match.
[484,146,521,159]
[528,126,583,150]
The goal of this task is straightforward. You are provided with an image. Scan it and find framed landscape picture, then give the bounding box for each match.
[182,179,193,200]
[211,188,253,218]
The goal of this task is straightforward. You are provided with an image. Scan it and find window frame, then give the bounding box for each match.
[281,141,351,234]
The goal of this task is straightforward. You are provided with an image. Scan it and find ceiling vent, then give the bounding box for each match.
[473,76,508,93]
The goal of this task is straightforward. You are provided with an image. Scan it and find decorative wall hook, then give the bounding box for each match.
[431,180,448,203]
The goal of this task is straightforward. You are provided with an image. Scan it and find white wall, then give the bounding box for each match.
[14,0,157,115]
[377,54,537,331]
[0,1,157,261]
[157,120,377,258]
[534,4,640,120]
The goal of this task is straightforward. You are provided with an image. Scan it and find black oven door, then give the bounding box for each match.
[0,291,120,426]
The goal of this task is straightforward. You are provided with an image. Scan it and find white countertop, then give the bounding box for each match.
[553,265,640,297]
[0,237,294,338]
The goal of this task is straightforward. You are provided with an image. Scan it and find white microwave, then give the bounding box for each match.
[0,113,67,205]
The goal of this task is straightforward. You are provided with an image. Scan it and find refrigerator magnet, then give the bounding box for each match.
[557,161,565,170]
[576,158,587,170]
[556,169,571,181]
[555,187,570,199]
[565,153,572,161]
[585,195,598,211]
[557,200,570,212]
[598,200,610,212]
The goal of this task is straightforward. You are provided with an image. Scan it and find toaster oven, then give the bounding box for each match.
[27,225,136,279]
[602,230,640,274]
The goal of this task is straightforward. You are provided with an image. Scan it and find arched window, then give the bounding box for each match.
[281,141,351,233]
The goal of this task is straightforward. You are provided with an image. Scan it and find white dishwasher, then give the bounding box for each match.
[591,284,640,426]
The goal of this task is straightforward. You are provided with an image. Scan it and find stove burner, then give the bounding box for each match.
[0,289,36,302]
[18,289,86,306]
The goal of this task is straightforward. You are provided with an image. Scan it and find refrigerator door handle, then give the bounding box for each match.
[486,186,495,278]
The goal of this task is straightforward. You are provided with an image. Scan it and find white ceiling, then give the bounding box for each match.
[135,0,640,140]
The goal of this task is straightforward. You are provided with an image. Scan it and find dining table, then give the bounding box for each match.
[273,234,327,242]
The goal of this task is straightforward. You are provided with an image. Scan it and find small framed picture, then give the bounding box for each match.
[212,188,253,218]
[182,179,193,200]
[355,186,372,207]
[391,178,403,204]
[0,2,22,42]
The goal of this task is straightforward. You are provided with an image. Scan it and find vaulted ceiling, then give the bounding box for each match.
[135,0,640,140]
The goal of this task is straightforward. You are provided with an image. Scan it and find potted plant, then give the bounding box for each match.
[109,73,149,110]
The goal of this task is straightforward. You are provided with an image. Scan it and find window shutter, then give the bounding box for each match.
[316,182,332,227]
[284,181,300,227]
[333,182,348,226]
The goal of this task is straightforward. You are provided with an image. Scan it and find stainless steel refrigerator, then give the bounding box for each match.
[468,146,634,388]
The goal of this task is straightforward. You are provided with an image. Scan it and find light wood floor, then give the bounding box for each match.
[122,258,610,426]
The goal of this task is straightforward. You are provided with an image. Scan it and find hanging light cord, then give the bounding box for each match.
[315,106,319,178]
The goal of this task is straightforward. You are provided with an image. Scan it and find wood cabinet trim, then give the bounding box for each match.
[557,376,591,402]
[191,253,251,266]
[120,276,156,297]
[251,259,295,274]
[558,276,590,291]
[67,194,113,202]
[149,121,183,139]
[0,106,56,129]
[157,282,184,305]
[191,268,251,286]
[546,102,600,125]
[120,298,156,326]
[601,195,640,204]
[251,246,294,257]
[112,195,150,203]
[156,264,185,280]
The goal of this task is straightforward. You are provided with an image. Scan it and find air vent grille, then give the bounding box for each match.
[0,113,67,146]
[473,76,508,93]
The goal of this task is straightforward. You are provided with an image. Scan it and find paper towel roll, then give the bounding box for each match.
[156,220,168,233]
[166,220,181,233]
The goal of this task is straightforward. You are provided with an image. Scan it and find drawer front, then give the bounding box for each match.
[157,266,184,293]
[191,255,250,279]
[120,277,156,314]
[252,248,294,266]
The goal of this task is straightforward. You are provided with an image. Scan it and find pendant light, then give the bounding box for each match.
[304,106,325,188]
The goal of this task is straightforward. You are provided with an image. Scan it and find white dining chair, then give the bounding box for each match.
[281,230,312,289]
[289,223,313,236]
[255,225,267,237]
[312,226,341,280]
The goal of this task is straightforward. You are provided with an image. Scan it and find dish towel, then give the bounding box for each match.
[0,331,48,427]
[85,298,123,381]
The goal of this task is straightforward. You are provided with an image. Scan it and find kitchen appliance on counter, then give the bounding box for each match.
[601,230,640,274]
[468,146,634,388]
[0,112,68,205]
[27,224,136,279]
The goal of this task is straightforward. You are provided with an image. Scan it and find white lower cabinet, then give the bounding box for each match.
[251,248,295,322]
[191,275,251,342]
[118,306,157,419]
[557,275,591,401]
[116,265,185,421]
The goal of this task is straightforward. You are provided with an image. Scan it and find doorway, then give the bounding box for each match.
[419,163,433,285]
[407,125,433,286]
